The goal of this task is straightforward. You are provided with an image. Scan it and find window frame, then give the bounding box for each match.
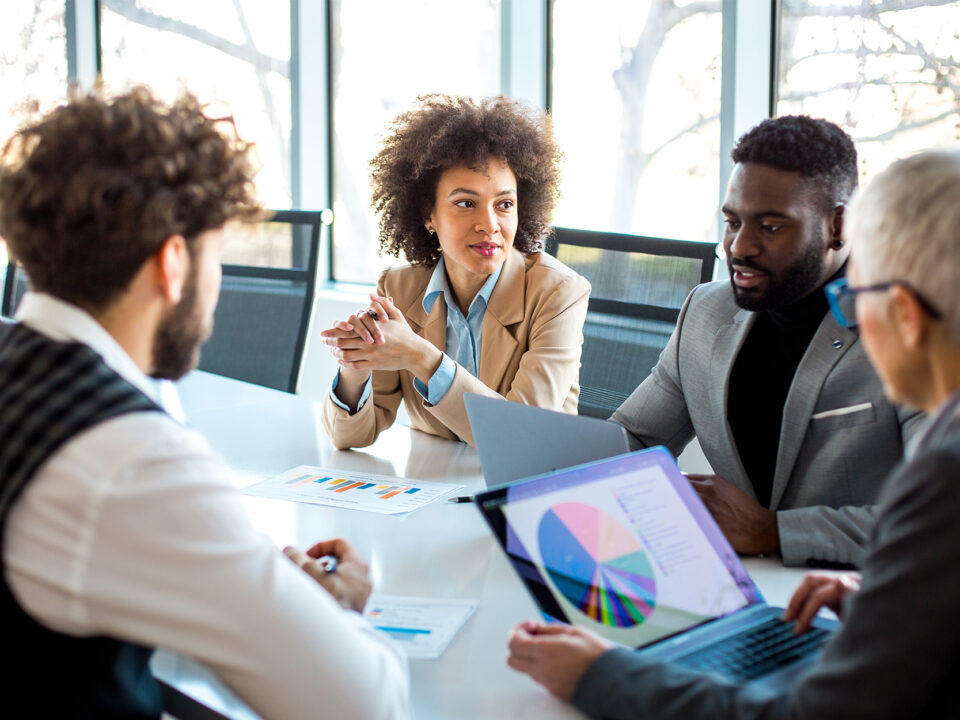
[61,0,781,288]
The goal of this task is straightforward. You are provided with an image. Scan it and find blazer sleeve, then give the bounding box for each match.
[320,271,405,450]
[776,505,878,568]
[609,285,699,455]
[777,402,926,568]
[418,272,591,447]
[572,446,960,720]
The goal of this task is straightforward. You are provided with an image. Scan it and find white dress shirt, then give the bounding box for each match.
[3,293,410,720]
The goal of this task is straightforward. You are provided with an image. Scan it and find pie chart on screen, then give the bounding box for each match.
[538,502,657,628]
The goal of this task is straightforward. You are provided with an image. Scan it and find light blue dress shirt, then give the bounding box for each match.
[330,257,503,411]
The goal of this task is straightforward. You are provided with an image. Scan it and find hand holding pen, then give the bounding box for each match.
[283,538,372,612]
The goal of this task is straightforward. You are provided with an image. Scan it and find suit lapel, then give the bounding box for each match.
[769,315,857,508]
[479,249,524,389]
[712,308,758,499]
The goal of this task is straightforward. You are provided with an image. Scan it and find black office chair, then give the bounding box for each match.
[1,261,29,318]
[0,314,13,343]
[545,227,717,419]
[199,209,327,394]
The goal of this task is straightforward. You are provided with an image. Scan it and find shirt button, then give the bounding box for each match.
[831,340,843,349]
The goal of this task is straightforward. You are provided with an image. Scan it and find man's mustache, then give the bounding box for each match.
[728,257,769,274]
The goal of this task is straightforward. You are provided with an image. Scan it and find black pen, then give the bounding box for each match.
[447,495,474,503]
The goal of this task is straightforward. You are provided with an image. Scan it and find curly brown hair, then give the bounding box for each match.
[0,87,261,311]
[370,94,562,266]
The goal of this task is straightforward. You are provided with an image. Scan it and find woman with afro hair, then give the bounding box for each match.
[320,94,590,449]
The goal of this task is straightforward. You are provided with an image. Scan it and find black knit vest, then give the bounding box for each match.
[0,323,164,718]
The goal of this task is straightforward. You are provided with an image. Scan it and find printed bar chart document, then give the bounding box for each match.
[242,465,464,514]
[364,595,478,659]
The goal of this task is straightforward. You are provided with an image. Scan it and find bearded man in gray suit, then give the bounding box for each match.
[610,116,922,568]
[509,148,960,720]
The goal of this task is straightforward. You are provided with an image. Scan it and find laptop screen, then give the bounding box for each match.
[477,447,763,650]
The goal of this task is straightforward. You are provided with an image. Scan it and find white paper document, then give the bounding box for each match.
[365,595,478,659]
[242,465,463,514]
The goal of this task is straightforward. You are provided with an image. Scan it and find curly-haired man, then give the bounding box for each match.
[0,89,408,718]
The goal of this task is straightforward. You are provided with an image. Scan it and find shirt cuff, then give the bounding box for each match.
[330,370,372,413]
[413,353,456,406]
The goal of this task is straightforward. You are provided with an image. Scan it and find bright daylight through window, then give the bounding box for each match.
[778,0,960,183]
[1,1,959,288]
[0,0,67,284]
[550,0,722,244]
[99,0,294,268]
[330,0,501,284]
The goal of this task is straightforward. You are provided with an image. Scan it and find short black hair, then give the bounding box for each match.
[731,115,858,213]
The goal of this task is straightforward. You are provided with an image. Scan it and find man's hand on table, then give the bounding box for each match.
[506,620,613,702]
[784,572,861,634]
[283,538,372,613]
[686,473,780,555]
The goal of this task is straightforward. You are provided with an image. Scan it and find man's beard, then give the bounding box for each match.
[150,262,211,380]
[729,232,825,312]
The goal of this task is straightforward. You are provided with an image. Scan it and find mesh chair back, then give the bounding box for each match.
[546,227,716,419]
[1,262,29,318]
[199,210,326,394]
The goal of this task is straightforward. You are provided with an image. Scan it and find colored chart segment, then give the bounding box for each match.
[243,465,464,515]
[538,502,657,628]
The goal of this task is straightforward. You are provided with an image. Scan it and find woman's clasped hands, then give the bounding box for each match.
[321,294,441,381]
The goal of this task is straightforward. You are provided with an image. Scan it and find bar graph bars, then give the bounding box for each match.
[282,474,425,499]
[245,465,464,515]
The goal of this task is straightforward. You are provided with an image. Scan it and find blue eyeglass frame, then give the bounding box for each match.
[825,277,943,329]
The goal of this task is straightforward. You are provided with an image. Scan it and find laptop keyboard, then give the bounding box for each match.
[675,617,831,680]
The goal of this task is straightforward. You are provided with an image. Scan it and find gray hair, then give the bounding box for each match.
[845,150,960,340]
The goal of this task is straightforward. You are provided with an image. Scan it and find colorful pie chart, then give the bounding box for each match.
[538,502,657,627]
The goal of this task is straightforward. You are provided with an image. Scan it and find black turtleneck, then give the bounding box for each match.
[727,265,845,507]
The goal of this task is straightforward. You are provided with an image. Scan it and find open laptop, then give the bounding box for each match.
[476,447,837,688]
[464,393,632,488]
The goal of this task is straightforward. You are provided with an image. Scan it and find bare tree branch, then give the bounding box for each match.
[229,0,290,192]
[100,0,288,77]
[782,0,959,15]
[853,106,960,143]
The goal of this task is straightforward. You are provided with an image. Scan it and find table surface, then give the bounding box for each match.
[153,371,811,720]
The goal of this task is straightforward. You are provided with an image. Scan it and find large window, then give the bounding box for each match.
[99,0,292,214]
[550,1,722,244]
[4,2,959,287]
[777,0,960,181]
[330,0,502,283]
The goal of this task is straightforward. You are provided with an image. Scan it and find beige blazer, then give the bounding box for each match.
[322,248,590,448]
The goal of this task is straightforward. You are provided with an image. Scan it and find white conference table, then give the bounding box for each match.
[153,371,813,720]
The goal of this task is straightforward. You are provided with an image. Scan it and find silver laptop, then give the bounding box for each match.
[476,447,837,688]
[464,393,632,488]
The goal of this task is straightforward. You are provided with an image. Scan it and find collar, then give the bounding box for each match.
[910,390,960,457]
[422,256,503,316]
[15,292,164,406]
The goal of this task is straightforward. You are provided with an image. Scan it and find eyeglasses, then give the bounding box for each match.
[824,277,943,329]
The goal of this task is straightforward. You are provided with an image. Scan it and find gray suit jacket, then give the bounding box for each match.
[574,396,960,719]
[611,281,923,567]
